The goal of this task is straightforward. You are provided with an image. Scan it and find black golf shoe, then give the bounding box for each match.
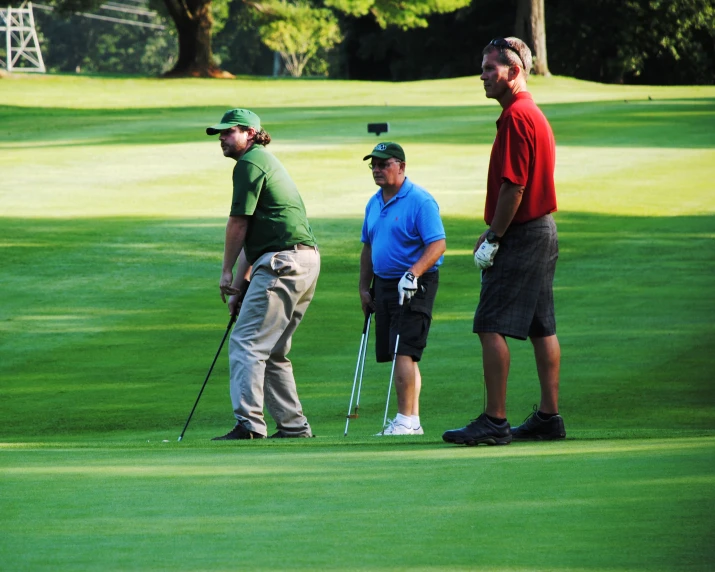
[442,413,512,446]
[511,408,566,441]
[269,430,314,438]
[212,422,266,441]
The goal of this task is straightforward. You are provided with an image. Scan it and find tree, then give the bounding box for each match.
[213,1,274,75]
[48,0,474,78]
[49,0,231,77]
[32,5,177,74]
[248,1,342,77]
[515,0,550,76]
[546,0,715,84]
[161,0,232,76]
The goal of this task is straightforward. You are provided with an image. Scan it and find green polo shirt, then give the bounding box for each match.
[230,145,316,264]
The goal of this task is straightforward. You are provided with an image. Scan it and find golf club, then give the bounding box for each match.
[381,298,406,434]
[344,310,372,436]
[178,312,237,442]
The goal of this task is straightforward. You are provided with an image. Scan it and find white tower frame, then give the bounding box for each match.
[0,1,46,72]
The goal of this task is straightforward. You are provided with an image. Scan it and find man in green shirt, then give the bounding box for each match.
[207,108,320,440]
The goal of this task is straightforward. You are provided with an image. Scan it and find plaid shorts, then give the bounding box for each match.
[474,215,558,340]
[374,271,439,363]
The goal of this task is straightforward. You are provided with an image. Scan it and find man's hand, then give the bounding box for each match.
[397,271,418,304]
[360,289,375,316]
[220,269,238,303]
[227,279,251,316]
[474,241,499,270]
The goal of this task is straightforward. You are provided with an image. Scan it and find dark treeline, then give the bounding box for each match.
[343,0,715,85]
[31,0,715,85]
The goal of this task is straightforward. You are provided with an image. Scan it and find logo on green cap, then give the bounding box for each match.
[362,142,405,162]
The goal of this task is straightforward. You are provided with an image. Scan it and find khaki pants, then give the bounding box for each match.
[229,247,320,436]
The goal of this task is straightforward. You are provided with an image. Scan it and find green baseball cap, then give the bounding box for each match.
[363,142,405,162]
[206,108,261,135]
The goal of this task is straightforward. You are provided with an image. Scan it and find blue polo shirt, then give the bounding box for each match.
[361,177,445,279]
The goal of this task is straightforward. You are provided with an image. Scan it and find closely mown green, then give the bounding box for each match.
[1,74,714,571]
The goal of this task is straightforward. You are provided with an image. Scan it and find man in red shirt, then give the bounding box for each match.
[443,37,566,446]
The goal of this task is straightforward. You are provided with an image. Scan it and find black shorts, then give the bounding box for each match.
[474,215,558,340]
[374,271,439,363]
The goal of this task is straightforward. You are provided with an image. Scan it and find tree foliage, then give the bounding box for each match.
[31,0,715,83]
[253,1,342,77]
[161,0,231,76]
[325,0,471,29]
[37,1,176,74]
[546,0,715,84]
[339,0,510,80]
[337,0,714,84]
[47,0,228,76]
[213,1,274,74]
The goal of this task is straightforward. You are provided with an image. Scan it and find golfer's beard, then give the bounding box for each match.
[224,146,241,159]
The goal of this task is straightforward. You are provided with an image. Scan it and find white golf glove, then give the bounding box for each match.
[474,241,500,270]
[397,271,418,304]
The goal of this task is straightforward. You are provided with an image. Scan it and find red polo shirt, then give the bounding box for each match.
[485,92,557,225]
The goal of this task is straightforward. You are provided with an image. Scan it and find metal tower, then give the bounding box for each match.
[1,1,165,74]
[0,1,46,72]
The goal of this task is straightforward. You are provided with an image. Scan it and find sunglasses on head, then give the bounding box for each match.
[489,38,524,68]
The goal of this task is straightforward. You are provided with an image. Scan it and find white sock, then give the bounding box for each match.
[395,413,412,428]
[411,415,421,429]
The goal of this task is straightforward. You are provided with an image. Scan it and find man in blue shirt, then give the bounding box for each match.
[359,142,446,435]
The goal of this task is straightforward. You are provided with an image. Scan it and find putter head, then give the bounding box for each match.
[347,414,359,419]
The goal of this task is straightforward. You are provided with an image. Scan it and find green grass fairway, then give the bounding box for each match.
[1,74,714,571]
[2,439,713,571]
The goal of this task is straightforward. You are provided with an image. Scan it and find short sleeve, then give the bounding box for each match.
[499,114,531,187]
[415,198,446,245]
[230,160,266,216]
[361,214,370,244]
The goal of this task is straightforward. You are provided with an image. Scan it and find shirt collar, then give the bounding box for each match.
[376,177,412,206]
[497,92,533,127]
[503,91,533,111]
[395,177,412,198]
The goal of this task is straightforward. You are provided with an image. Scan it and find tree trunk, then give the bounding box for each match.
[162,0,234,78]
[515,0,551,77]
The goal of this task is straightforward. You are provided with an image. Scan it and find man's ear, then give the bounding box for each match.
[508,65,522,81]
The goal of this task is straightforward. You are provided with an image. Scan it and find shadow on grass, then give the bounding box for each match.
[1,98,714,149]
[0,212,713,438]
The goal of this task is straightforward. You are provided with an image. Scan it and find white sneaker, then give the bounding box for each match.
[375,418,413,436]
[412,425,424,435]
